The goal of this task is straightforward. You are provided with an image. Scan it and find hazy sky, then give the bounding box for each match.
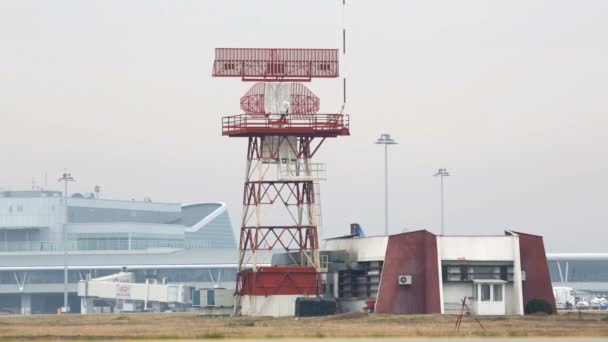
[1,1,607,252]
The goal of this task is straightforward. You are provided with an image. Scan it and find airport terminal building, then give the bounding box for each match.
[547,253,608,301]
[0,190,238,314]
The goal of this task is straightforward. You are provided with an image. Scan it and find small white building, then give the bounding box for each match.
[438,235,524,315]
[319,230,556,315]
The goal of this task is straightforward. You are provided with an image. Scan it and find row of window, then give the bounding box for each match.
[548,261,608,282]
[1,203,57,215]
[69,207,180,224]
[442,264,514,282]
[0,268,238,285]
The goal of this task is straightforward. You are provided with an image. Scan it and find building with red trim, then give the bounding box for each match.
[315,230,556,315]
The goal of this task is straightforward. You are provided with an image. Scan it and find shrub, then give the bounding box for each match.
[525,299,553,314]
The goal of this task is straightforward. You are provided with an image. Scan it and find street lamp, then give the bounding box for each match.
[375,133,397,236]
[58,170,75,313]
[433,168,450,236]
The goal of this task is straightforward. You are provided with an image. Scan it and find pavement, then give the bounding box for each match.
[88,339,607,342]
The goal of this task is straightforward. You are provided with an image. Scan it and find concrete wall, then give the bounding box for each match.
[504,283,518,314]
[442,283,474,314]
[375,230,441,314]
[439,236,517,261]
[241,295,309,317]
[516,232,557,313]
[322,236,387,262]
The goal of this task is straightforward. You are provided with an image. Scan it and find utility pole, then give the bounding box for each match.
[375,134,397,235]
[58,170,75,313]
[434,168,450,235]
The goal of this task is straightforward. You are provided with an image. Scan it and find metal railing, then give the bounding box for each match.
[222,114,350,136]
[278,161,327,180]
[0,239,232,253]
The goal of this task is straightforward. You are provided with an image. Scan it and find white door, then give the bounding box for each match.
[476,283,505,315]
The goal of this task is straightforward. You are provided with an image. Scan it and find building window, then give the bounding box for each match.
[481,284,491,301]
[442,263,514,282]
[493,284,503,301]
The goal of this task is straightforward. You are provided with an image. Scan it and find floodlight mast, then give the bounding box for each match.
[433,168,450,235]
[375,134,397,236]
[58,170,75,313]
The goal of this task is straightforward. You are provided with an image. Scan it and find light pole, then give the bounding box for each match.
[434,168,450,236]
[58,170,75,313]
[375,133,397,236]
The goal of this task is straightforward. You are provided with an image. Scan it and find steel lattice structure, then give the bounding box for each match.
[240,83,320,116]
[213,48,339,82]
[212,48,348,316]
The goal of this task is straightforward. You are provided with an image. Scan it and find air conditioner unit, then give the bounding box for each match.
[398,275,412,286]
[521,270,526,281]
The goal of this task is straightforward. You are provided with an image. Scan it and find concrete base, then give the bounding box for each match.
[241,295,312,317]
[197,306,233,316]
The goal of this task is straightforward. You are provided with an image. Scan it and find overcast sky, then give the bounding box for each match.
[1,1,607,252]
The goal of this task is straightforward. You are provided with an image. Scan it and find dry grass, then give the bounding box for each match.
[0,311,606,340]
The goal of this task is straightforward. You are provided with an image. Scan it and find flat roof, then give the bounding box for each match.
[547,253,608,261]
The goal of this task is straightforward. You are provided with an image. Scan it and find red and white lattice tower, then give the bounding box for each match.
[212,48,349,316]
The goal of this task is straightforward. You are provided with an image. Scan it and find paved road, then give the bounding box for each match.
[245,339,599,342]
[84,339,607,342]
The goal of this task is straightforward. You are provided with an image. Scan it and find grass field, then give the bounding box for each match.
[0,311,606,340]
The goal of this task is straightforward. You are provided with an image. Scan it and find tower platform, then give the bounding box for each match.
[222,114,350,137]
